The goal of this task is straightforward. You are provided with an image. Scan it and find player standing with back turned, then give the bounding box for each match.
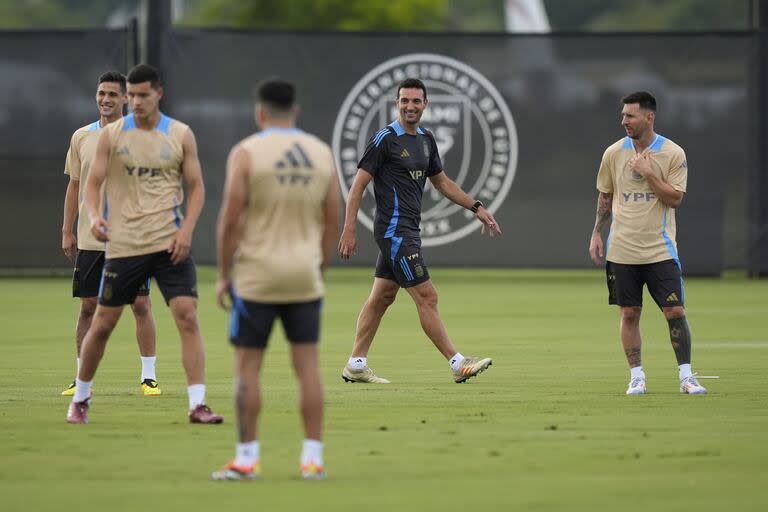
[213,79,340,480]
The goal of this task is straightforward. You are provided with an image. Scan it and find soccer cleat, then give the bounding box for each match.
[61,381,76,396]
[626,377,647,395]
[141,379,162,396]
[189,404,224,424]
[301,461,326,480]
[66,399,90,424]
[211,460,260,481]
[452,356,493,383]
[341,365,390,384]
[680,375,707,395]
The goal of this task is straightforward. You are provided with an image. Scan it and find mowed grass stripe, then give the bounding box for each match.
[0,268,766,512]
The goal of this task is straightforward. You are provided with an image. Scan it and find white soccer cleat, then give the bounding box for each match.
[680,375,707,395]
[452,356,493,383]
[341,365,390,384]
[301,461,326,480]
[626,376,647,395]
[211,460,260,481]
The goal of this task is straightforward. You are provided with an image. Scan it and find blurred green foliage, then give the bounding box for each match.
[179,0,449,31]
[545,0,751,31]
[0,0,753,31]
[0,0,138,28]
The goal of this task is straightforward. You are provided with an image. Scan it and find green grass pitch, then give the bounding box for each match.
[0,268,766,511]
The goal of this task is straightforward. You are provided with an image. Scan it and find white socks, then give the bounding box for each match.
[630,366,645,380]
[235,441,260,468]
[187,384,206,410]
[73,378,92,403]
[348,356,367,370]
[631,365,693,380]
[141,356,157,381]
[301,439,324,467]
[449,353,465,372]
[232,439,323,469]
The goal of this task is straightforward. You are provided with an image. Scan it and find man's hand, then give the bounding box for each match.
[62,231,77,264]
[630,150,653,178]
[589,232,604,266]
[168,227,193,265]
[338,228,357,260]
[216,276,232,310]
[90,217,109,242]
[476,207,502,238]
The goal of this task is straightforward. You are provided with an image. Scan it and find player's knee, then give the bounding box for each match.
[91,311,119,337]
[131,297,151,317]
[174,307,200,334]
[415,288,438,310]
[662,306,685,320]
[370,289,397,310]
[620,306,642,324]
[80,298,97,319]
[379,291,397,308]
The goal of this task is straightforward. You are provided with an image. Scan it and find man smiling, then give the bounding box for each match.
[338,78,501,384]
[61,71,160,398]
[66,64,222,424]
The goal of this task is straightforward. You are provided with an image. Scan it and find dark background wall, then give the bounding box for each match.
[0,28,753,275]
[0,29,130,269]
[163,30,750,275]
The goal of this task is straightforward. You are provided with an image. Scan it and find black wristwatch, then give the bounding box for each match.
[470,200,483,213]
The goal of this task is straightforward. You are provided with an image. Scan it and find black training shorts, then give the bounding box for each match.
[73,249,149,299]
[606,259,684,309]
[229,294,322,349]
[374,237,430,288]
[98,250,197,306]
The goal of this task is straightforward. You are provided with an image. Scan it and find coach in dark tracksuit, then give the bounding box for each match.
[338,78,501,385]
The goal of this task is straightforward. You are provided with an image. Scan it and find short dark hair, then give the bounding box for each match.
[256,78,296,112]
[621,91,656,112]
[396,78,427,101]
[98,71,126,93]
[126,64,162,89]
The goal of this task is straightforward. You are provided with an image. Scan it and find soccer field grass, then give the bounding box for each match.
[0,268,766,511]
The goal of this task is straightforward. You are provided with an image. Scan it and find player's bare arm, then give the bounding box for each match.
[171,127,205,265]
[84,129,111,242]
[629,152,684,208]
[322,168,342,272]
[589,191,613,266]
[338,168,373,260]
[429,171,502,237]
[215,143,249,310]
[62,177,79,263]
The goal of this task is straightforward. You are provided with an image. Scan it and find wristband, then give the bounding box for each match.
[470,200,483,213]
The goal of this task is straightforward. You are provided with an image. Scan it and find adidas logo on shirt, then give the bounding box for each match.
[276,142,314,169]
[400,148,410,158]
[275,143,315,186]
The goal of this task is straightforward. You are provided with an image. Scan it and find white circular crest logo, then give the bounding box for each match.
[332,53,518,247]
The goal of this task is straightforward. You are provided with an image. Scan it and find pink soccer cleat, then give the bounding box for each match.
[66,399,90,424]
[189,404,224,424]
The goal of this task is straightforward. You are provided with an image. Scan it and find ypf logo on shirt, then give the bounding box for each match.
[332,53,518,247]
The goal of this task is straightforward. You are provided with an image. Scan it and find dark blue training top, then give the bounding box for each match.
[358,120,443,241]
